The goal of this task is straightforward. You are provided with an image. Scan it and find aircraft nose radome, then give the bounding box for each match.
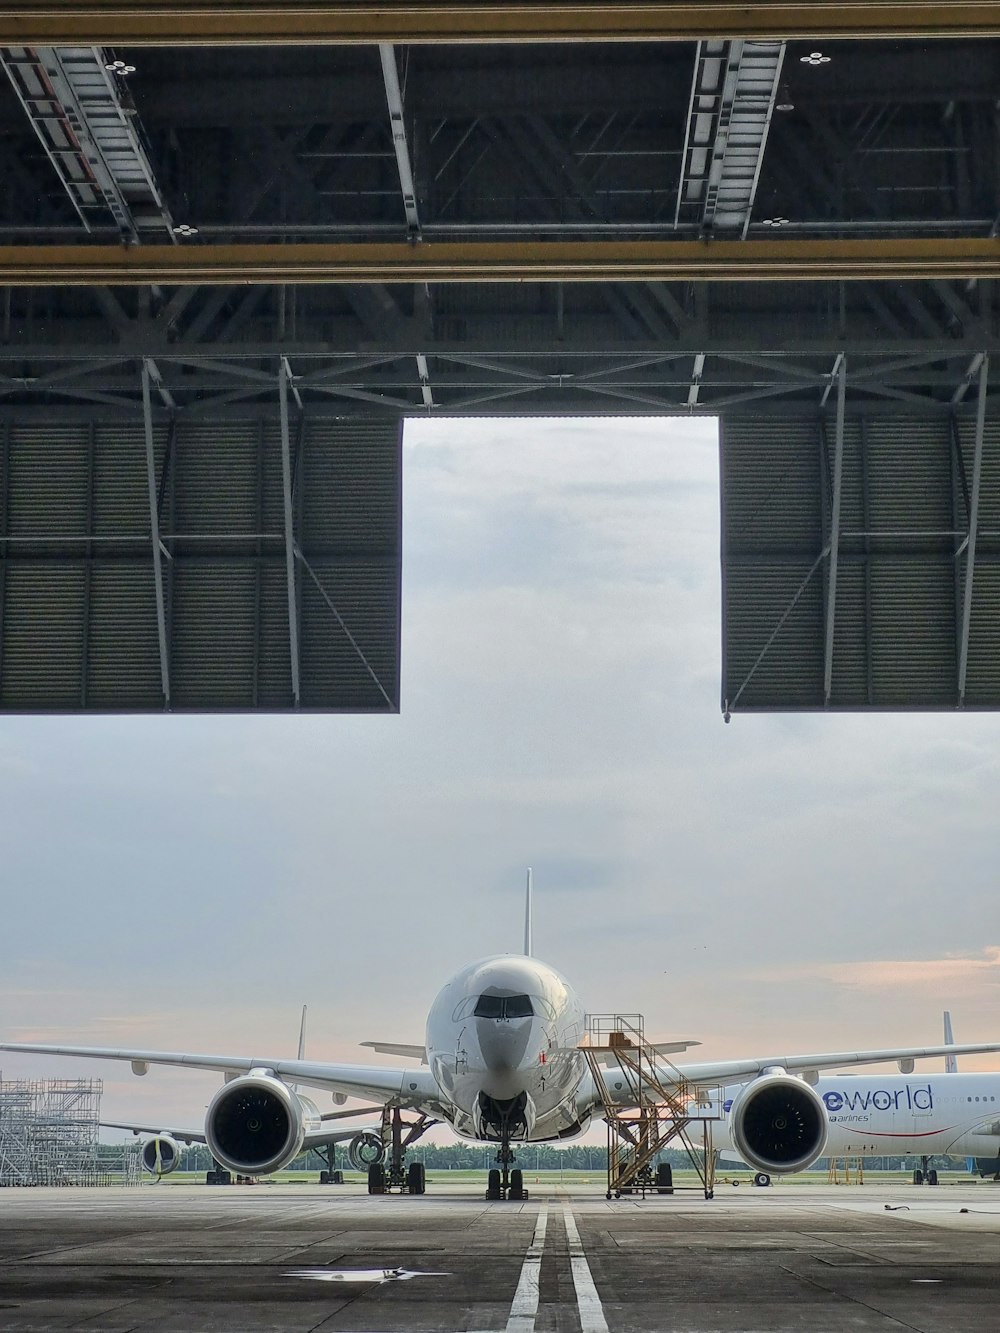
[476,1019,532,1074]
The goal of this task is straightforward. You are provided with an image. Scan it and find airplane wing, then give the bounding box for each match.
[670,1042,1000,1086]
[102,1119,204,1144]
[0,1041,438,1106]
[360,1042,428,1064]
[100,1117,380,1151]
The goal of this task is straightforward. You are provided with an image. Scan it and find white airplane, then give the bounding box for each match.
[713,1068,1000,1187]
[3,877,1000,1199]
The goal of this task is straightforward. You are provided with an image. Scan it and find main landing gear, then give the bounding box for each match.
[913,1156,938,1186]
[367,1107,435,1195]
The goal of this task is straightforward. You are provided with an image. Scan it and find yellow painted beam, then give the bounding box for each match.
[2,2,1000,47]
[0,238,998,284]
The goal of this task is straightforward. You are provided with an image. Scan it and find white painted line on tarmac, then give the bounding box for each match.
[504,1205,548,1333]
[562,1206,610,1333]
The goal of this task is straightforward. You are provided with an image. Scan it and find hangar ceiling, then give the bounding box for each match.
[0,17,996,711]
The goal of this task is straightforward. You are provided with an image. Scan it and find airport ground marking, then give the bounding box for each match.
[504,1205,548,1333]
[562,1206,610,1333]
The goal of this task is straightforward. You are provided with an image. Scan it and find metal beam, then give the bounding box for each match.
[378,43,435,408]
[957,352,989,704]
[277,357,301,708]
[5,3,1000,47]
[823,353,846,705]
[1,237,1000,285]
[140,359,170,707]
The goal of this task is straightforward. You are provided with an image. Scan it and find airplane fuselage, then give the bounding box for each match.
[425,954,591,1142]
[717,1072,1000,1160]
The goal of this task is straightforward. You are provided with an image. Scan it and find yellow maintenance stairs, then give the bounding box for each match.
[581,1014,722,1200]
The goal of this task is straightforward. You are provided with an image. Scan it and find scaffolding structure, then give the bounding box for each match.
[583,1015,721,1200]
[0,1078,105,1186]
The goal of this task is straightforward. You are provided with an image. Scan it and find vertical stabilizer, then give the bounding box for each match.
[523,868,533,956]
[292,1005,308,1091]
[944,1010,958,1073]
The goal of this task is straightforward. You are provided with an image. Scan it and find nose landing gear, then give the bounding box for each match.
[486,1137,528,1201]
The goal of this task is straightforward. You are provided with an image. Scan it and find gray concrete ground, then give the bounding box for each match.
[1,1181,999,1331]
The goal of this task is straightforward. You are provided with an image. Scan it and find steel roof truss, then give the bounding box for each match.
[379,45,434,408]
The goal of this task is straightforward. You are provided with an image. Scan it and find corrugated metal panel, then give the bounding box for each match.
[174,420,258,536]
[965,565,1000,706]
[865,417,953,535]
[723,563,823,708]
[85,563,161,708]
[829,563,869,706]
[169,563,259,708]
[722,415,820,551]
[7,423,89,537]
[1,564,84,707]
[869,560,956,705]
[92,422,157,537]
[256,564,293,708]
[300,560,399,710]
[301,419,401,550]
[721,411,994,711]
[0,413,400,712]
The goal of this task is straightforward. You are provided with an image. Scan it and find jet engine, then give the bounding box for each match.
[347,1130,385,1171]
[205,1070,318,1176]
[140,1134,181,1177]
[729,1072,828,1175]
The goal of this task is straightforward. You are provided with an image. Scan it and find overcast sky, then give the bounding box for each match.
[2,415,999,1132]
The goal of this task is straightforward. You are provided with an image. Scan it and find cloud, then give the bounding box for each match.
[754,947,1000,997]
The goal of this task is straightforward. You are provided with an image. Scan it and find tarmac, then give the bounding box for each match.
[1,1179,999,1331]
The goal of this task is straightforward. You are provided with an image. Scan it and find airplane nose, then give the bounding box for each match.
[475,1019,532,1076]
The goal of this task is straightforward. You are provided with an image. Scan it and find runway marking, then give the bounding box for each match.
[562,1206,610,1333]
[504,1205,548,1333]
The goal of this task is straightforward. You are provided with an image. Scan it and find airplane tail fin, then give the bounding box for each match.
[523,868,533,956]
[291,1005,308,1092]
[944,1010,958,1073]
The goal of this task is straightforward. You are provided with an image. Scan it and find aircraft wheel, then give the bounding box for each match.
[407,1162,426,1195]
[912,1169,923,1185]
[509,1168,525,1200]
[656,1163,674,1195]
[753,1173,771,1188]
[927,1169,939,1186]
[707,1190,714,1199]
[319,1170,330,1184]
[368,1162,386,1195]
[486,1168,502,1200]
[606,1191,612,1200]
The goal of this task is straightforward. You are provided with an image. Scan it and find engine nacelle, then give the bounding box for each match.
[348,1130,385,1172]
[205,1070,317,1176]
[141,1134,181,1176]
[729,1072,828,1175]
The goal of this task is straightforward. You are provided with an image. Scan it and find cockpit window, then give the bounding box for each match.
[474,993,534,1020]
